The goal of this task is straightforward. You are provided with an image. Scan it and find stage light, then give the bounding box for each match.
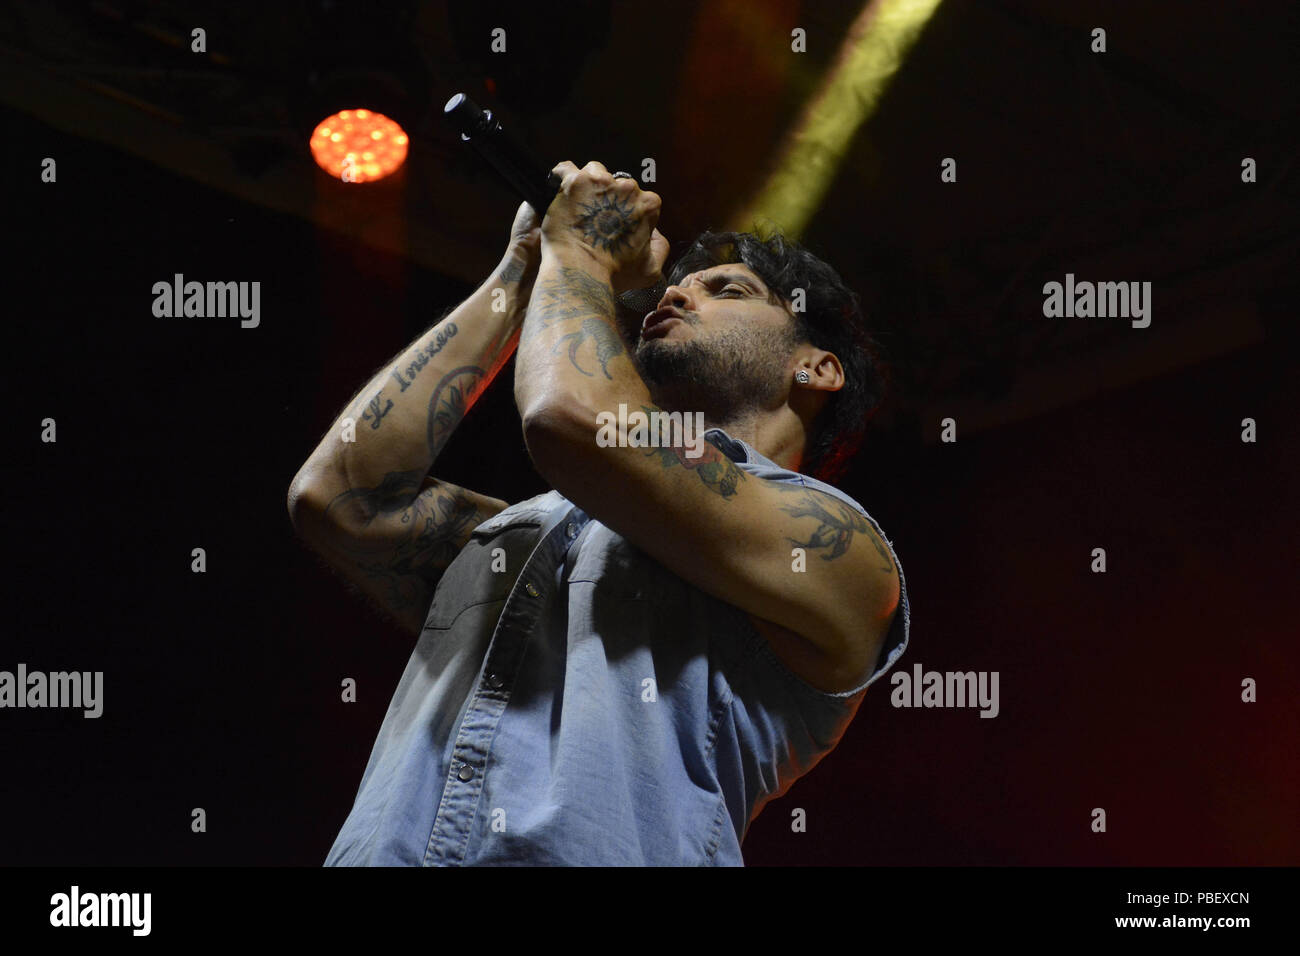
[309,109,408,183]
[733,0,943,237]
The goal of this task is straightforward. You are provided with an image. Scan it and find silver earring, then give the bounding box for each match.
[795,370,811,384]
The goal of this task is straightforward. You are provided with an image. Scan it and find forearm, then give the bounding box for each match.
[294,251,532,521]
[514,246,651,427]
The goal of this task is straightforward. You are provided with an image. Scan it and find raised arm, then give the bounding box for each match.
[288,203,540,636]
[515,163,898,692]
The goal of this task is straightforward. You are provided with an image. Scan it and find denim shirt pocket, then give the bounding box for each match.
[420,503,550,631]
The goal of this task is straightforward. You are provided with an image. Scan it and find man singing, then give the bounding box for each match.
[288,161,910,865]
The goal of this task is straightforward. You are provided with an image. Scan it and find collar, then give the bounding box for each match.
[704,427,752,465]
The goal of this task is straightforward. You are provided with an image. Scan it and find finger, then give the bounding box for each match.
[509,201,532,233]
[550,160,581,191]
[640,200,661,233]
[648,230,670,272]
[610,175,639,196]
[582,160,613,185]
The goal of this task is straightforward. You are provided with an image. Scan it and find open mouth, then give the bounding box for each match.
[642,308,686,338]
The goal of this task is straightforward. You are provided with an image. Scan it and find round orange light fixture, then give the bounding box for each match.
[310,109,408,183]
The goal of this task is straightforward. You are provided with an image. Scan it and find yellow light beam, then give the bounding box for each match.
[730,0,943,238]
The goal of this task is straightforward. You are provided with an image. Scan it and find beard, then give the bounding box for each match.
[632,323,797,423]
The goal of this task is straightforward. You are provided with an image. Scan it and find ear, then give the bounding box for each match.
[796,349,844,392]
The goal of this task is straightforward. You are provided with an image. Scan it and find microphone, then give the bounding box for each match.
[444,92,668,319]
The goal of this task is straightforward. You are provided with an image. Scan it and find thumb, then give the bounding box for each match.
[649,229,670,273]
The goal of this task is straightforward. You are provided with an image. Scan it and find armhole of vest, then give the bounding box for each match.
[746,626,871,704]
[740,474,909,703]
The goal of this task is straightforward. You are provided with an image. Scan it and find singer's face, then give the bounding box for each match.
[632,264,801,404]
[638,265,793,344]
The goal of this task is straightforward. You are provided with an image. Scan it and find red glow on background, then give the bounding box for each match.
[310,109,408,183]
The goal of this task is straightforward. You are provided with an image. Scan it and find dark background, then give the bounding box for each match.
[2,0,1297,865]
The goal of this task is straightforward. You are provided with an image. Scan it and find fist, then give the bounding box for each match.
[506,200,542,258]
[543,160,667,294]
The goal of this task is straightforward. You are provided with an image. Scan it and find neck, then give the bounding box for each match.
[700,406,806,473]
[643,375,809,473]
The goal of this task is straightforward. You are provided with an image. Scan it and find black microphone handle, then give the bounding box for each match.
[444,93,667,314]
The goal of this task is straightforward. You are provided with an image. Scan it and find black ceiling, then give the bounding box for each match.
[4,0,1297,436]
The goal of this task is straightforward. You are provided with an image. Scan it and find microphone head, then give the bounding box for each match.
[617,278,668,316]
[614,279,667,351]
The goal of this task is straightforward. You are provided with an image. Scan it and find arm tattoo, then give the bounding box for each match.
[321,365,489,617]
[554,318,623,378]
[426,365,484,461]
[500,257,527,283]
[361,392,394,430]
[330,484,486,613]
[573,195,640,255]
[390,322,458,393]
[356,322,460,431]
[644,429,748,499]
[777,485,894,572]
[520,266,628,376]
[316,356,492,622]
[327,366,483,531]
[325,468,424,525]
[524,266,617,336]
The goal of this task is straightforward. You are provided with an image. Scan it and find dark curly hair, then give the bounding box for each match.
[666,228,888,484]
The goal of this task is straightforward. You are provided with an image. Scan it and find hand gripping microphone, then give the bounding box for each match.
[443,92,669,318]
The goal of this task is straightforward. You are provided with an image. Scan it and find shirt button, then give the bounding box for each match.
[457,763,475,782]
[485,671,503,690]
[524,581,540,597]
[565,522,579,539]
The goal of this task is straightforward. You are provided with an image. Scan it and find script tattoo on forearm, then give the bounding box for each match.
[358,322,460,431]
[328,367,482,529]
[645,432,748,499]
[777,485,894,571]
[573,194,640,255]
[426,365,483,461]
[362,392,394,430]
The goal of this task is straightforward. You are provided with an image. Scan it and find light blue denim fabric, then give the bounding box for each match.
[325,427,910,866]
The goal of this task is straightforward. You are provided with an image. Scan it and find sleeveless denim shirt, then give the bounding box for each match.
[325,427,910,866]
